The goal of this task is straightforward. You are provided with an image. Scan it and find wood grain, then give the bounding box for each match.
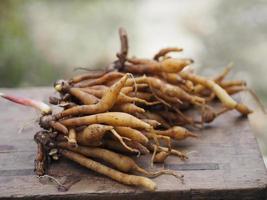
[0,87,266,200]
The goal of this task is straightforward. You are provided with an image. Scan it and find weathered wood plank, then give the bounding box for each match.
[0,87,266,200]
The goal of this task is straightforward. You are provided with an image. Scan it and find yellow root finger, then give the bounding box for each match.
[61,150,157,191]
[111,129,140,154]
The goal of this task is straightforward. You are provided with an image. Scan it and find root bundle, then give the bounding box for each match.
[1,28,252,191]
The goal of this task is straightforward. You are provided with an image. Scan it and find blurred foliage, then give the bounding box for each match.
[0,0,138,87]
[0,0,61,87]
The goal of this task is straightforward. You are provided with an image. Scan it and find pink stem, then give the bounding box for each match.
[0,93,52,115]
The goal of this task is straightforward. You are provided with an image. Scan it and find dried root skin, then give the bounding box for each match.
[34,143,46,176]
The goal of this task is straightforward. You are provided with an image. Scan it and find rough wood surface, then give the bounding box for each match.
[0,87,266,200]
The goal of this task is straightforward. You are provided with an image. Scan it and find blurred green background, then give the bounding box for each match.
[0,0,267,163]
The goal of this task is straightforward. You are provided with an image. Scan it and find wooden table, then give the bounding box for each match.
[0,87,266,200]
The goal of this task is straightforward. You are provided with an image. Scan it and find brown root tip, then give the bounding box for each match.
[187,131,198,138]
[241,80,247,86]
[189,59,194,64]
[181,154,188,160]
[235,103,253,115]
[171,150,188,160]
